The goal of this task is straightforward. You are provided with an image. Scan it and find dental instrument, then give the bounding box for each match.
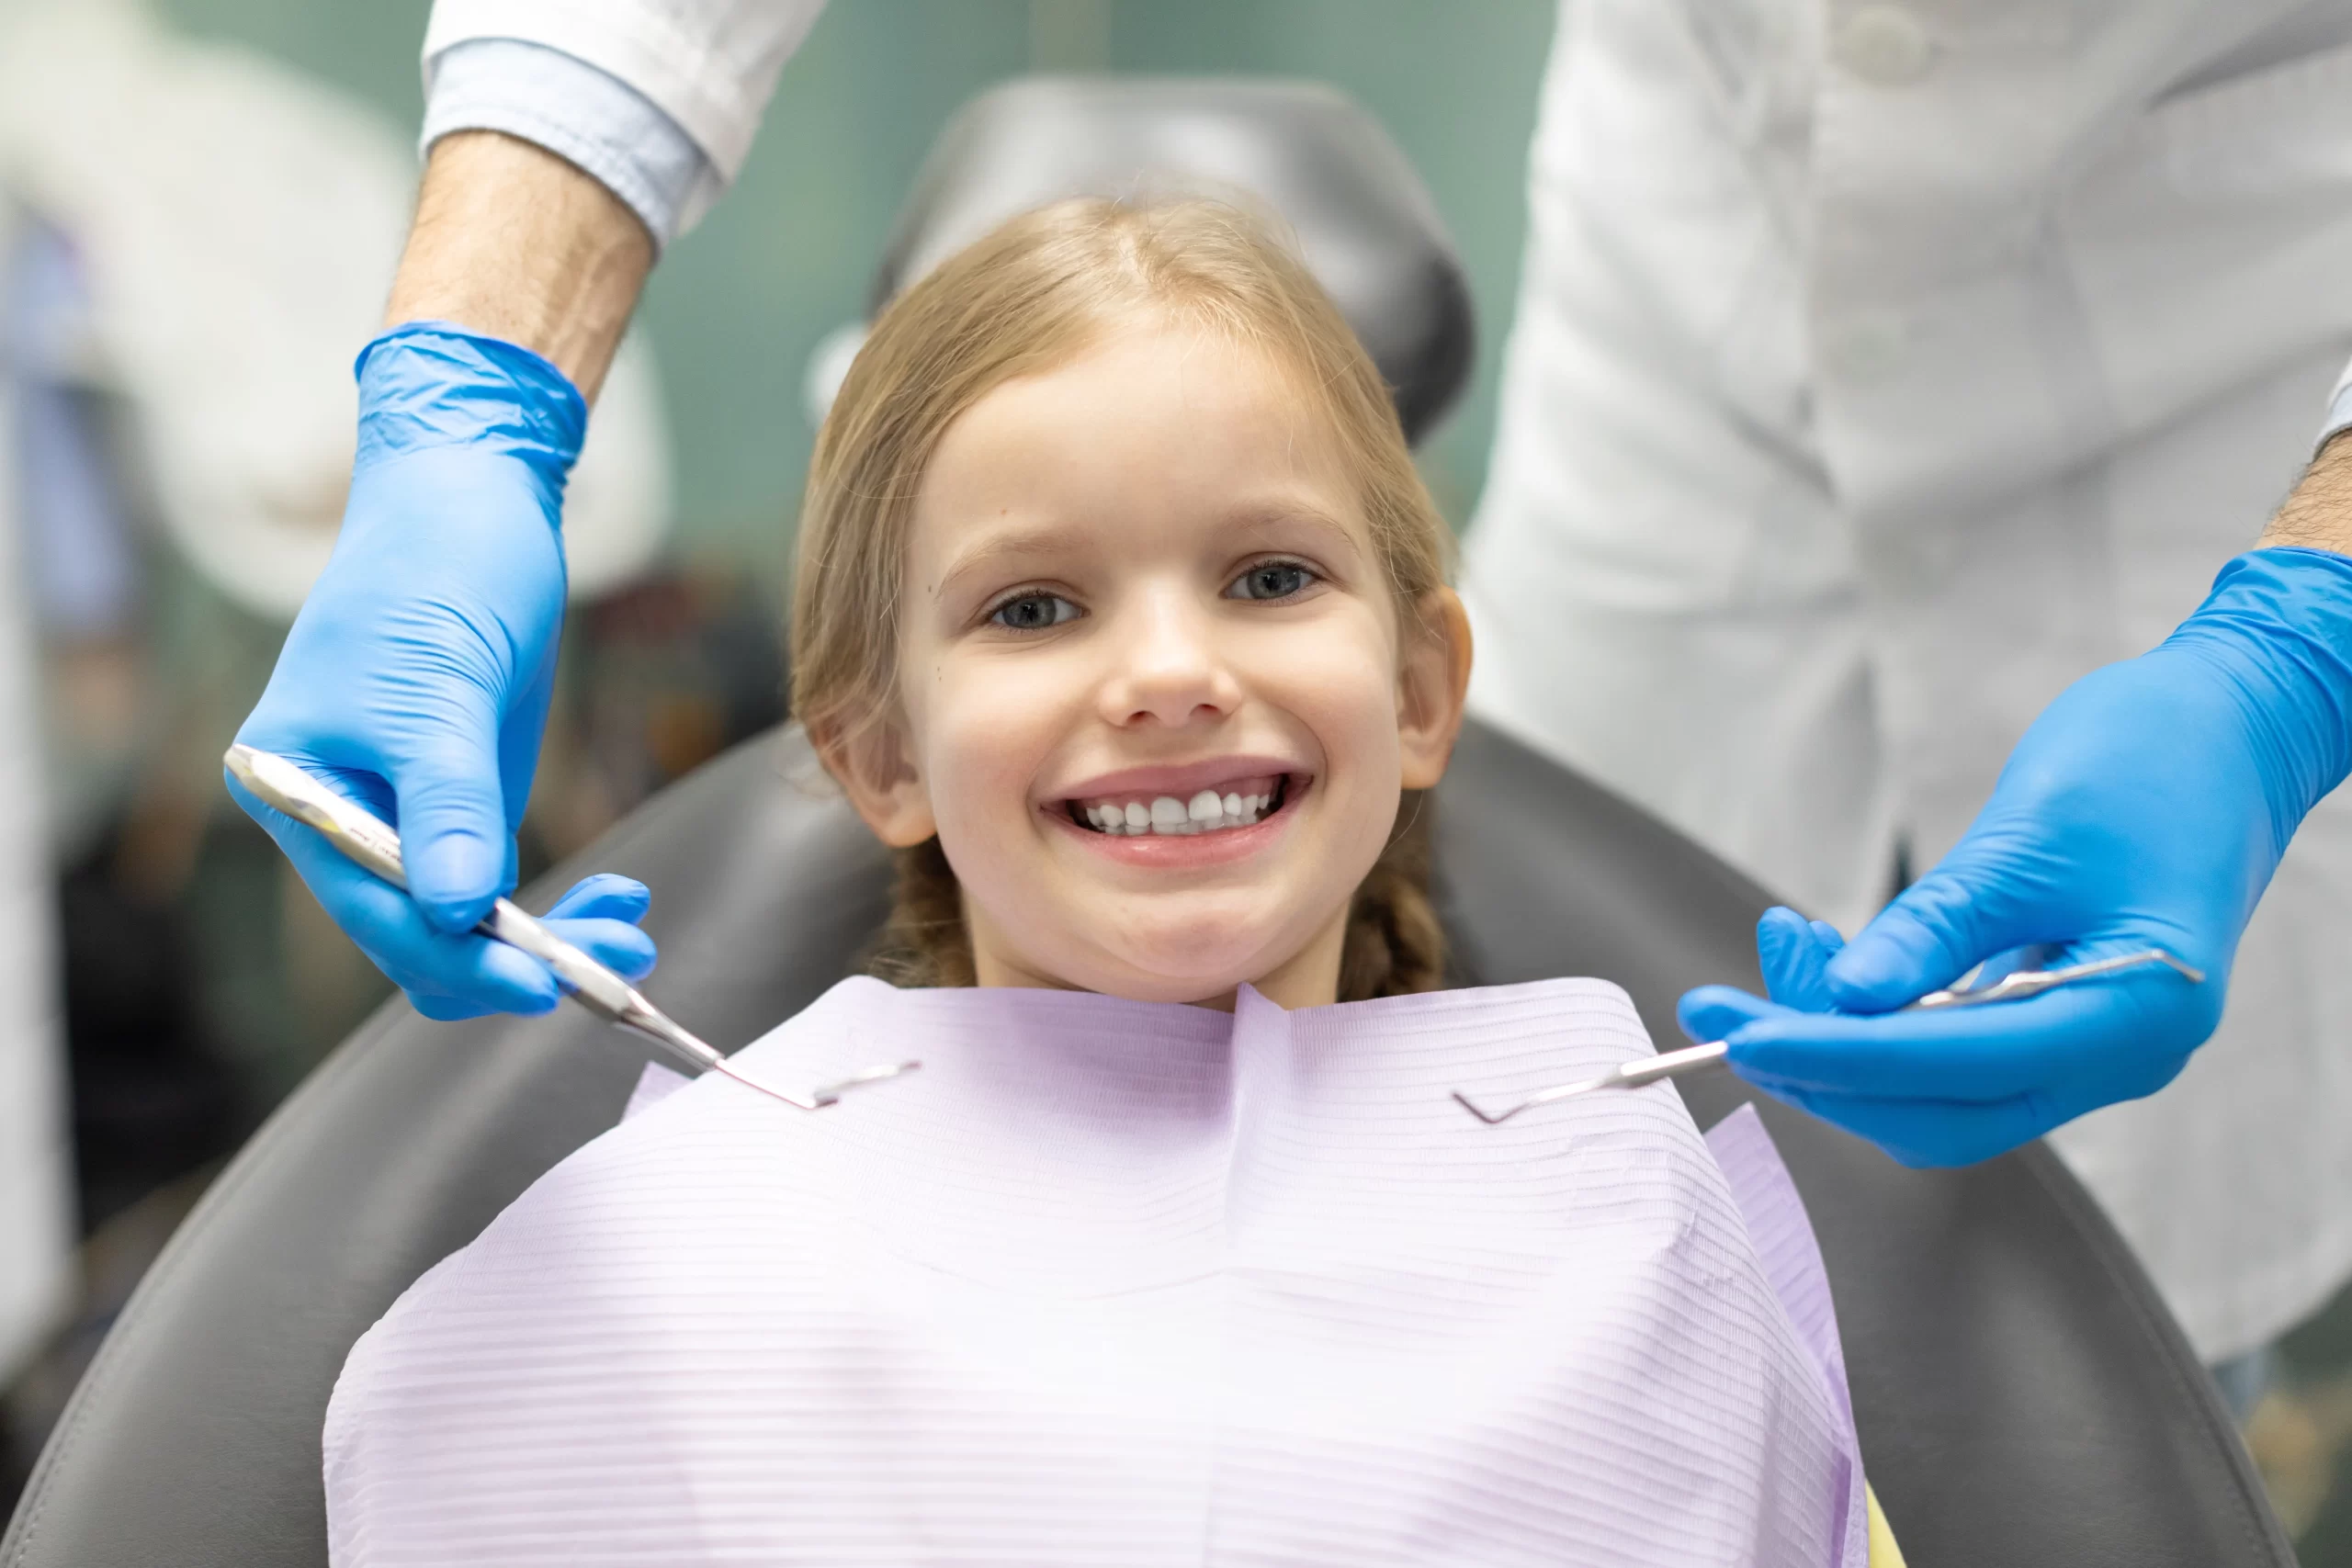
[1452,948,2205,1125]
[224,744,917,1111]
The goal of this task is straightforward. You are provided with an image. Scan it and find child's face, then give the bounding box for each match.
[839,321,1469,1009]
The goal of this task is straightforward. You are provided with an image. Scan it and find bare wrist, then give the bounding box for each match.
[2261,430,2352,557]
[385,130,651,400]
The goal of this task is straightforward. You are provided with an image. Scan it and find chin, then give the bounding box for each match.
[1085,973,1252,1007]
[977,892,1336,1004]
[1084,925,1305,1004]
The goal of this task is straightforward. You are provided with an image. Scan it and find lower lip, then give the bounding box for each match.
[1045,783,1304,867]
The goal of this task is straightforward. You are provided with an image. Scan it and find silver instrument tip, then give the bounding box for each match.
[1451,1089,1514,1125]
[711,1055,922,1112]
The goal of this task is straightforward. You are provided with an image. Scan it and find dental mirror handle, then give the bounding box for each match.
[226,743,922,1111]
[223,744,729,1075]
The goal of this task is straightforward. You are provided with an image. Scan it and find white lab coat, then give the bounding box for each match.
[424,0,2352,1359]
[1465,0,2352,1360]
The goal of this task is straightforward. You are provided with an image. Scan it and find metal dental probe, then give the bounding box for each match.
[225,744,917,1111]
[1451,948,2205,1126]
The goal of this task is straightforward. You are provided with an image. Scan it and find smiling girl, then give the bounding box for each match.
[794,198,1465,1011]
[322,199,1884,1567]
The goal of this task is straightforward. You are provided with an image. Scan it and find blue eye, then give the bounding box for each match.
[1227,560,1317,602]
[989,592,1081,630]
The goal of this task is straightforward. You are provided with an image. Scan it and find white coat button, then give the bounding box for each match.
[1836,6,1933,85]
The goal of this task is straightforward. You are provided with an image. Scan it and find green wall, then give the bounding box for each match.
[154,0,1557,579]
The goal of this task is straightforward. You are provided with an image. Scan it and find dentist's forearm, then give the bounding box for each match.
[385,130,651,400]
[2263,434,2352,557]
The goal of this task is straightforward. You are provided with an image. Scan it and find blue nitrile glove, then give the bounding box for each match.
[232,321,653,1019]
[1679,547,2352,1167]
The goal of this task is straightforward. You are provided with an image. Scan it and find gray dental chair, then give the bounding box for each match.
[4,79,2292,1568]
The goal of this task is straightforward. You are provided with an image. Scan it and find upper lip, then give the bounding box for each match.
[1046,755,1306,804]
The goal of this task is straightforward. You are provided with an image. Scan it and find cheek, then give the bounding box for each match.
[907,649,1073,829]
[1253,610,1406,776]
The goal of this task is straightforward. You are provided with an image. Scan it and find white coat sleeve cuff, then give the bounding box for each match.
[2324,356,2352,456]
[421,39,714,248]
[422,0,825,194]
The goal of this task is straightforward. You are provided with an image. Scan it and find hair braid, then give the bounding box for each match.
[1337,793,1445,1000]
[866,838,976,990]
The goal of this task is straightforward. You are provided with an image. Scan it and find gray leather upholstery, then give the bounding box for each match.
[873,77,1476,443]
[1,724,2295,1565]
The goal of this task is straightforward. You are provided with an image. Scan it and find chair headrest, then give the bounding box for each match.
[871,76,1475,446]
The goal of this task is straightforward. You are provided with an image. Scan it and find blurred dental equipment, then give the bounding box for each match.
[1453,949,2206,1125]
[224,745,915,1111]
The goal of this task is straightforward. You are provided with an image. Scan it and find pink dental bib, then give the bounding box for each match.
[324,976,1867,1566]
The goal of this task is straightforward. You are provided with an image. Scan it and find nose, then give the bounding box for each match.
[1096,583,1242,729]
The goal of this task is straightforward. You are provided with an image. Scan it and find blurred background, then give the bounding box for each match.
[0,0,1555,1520]
[4,0,2352,1559]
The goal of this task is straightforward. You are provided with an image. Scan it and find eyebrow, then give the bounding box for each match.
[932,523,1087,601]
[930,500,1368,601]
[1227,502,1363,555]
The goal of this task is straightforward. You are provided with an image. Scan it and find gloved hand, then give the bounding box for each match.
[1679,548,2352,1167]
[232,321,653,1019]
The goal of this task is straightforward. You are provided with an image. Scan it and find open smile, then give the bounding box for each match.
[1066,773,1292,836]
[1040,761,1314,863]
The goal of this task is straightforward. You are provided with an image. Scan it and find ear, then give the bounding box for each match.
[1396,587,1473,791]
[810,714,938,848]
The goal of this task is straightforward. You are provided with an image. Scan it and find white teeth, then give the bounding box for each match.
[1076,780,1285,837]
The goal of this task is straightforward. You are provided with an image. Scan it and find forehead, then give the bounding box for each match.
[910,321,1366,563]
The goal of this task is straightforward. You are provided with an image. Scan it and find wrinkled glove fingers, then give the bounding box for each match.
[496,625,564,829]
[1750,1057,2188,1168]
[382,707,517,934]
[1747,1081,2056,1169]
[1754,908,1839,1010]
[1822,859,2044,1013]
[539,917,658,983]
[1714,985,2156,1100]
[542,874,651,924]
[1678,984,1785,1047]
[274,834,560,1019]
[236,779,650,1019]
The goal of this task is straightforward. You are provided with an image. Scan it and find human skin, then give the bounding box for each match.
[2267,432,2352,555]
[385,130,650,399]
[824,322,1473,1011]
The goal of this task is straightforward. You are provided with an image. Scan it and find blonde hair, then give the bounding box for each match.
[791,197,1453,998]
